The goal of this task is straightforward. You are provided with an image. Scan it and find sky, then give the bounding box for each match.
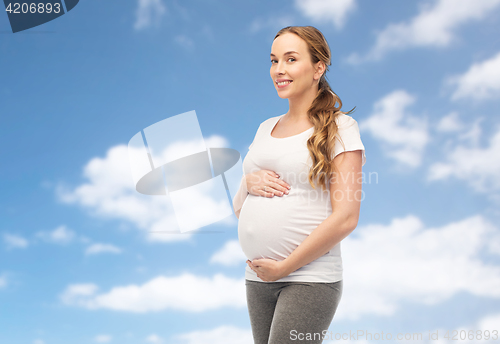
[1,0,500,343]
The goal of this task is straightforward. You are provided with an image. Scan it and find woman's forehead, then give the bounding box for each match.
[271,34,307,55]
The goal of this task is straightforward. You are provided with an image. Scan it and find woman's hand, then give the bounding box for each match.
[245,170,291,198]
[246,258,289,282]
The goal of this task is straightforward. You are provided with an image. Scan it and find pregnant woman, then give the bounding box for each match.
[232,26,366,344]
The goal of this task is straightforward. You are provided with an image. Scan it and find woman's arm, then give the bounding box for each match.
[233,173,250,219]
[280,149,363,276]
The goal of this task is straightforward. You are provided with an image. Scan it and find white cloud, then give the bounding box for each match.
[210,240,247,266]
[456,117,484,147]
[60,283,99,307]
[3,233,28,249]
[36,225,75,245]
[171,325,254,344]
[55,146,190,243]
[294,0,357,29]
[339,214,500,320]
[85,243,122,255]
[146,334,164,343]
[435,112,484,150]
[436,112,464,132]
[0,274,7,289]
[446,51,500,101]
[134,0,166,31]
[200,24,215,43]
[428,123,500,193]
[477,313,500,336]
[33,340,45,344]
[358,89,429,167]
[79,236,92,244]
[56,138,236,242]
[346,0,500,64]
[60,273,245,313]
[94,334,112,343]
[174,35,195,51]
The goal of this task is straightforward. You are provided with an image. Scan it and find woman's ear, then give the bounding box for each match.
[315,61,326,79]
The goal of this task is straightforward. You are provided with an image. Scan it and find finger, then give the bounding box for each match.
[263,183,288,197]
[259,188,275,198]
[266,170,280,178]
[274,177,291,192]
[269,182,289,196]
[264,173,290,196]
[261,180,282,197]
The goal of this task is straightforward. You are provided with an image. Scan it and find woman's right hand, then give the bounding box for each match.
[245,170,291,198]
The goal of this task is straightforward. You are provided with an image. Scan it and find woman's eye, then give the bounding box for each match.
[271,58,295,64]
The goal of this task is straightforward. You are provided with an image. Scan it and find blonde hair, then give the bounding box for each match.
[273,25,356,191]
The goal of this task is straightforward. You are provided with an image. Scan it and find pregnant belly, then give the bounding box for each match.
[237,193,324,261]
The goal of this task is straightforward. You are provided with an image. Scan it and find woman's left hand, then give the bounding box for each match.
[246,258,288,282]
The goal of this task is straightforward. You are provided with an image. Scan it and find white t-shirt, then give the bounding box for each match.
[237,113,366,283]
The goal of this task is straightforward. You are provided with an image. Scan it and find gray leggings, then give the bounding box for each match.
[245,279,343,344]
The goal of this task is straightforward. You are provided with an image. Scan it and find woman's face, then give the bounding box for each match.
[270,32,323,99]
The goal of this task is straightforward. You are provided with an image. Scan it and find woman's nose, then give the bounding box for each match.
[274,63,286,75]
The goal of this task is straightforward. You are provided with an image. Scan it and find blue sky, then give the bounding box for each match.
[1,0,500,343]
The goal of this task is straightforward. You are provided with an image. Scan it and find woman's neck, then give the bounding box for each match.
[285,85,318,122]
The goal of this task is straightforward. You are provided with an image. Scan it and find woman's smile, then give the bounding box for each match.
[276,79,293,88]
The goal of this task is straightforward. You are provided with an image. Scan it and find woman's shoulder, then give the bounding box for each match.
[254,114,283,132]
[335,113,357,127]
[261,114,283,126]
[334,113,362,141]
